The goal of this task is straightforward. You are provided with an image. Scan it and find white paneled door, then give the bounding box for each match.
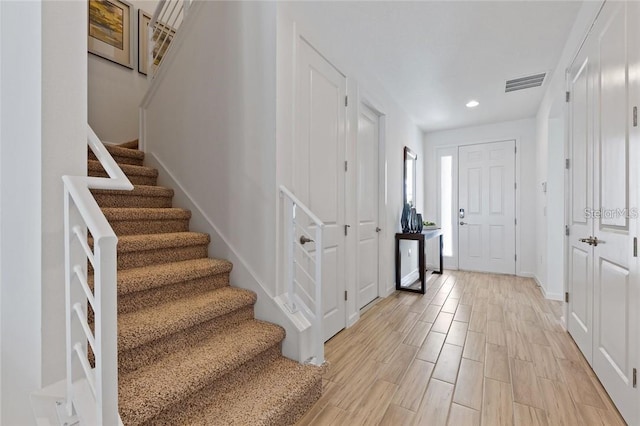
[294,37,347,341]
[567,2,639,423]
[458,141,516,274]
[357,102,380,309]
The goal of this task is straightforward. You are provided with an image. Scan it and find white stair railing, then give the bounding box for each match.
[61,126,132,425]
[279,185,325,366]
[147,0,191,78]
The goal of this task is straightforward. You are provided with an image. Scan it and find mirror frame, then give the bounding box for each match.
[403,146,417,207]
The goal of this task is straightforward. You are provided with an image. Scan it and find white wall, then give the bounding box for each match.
[89,0,157,142]
[424,118,537,277]
[534,1,604,301]
[277,3,424,325]
[1,1,86,423]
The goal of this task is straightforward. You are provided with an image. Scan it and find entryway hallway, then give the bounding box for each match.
[297,271,625,425]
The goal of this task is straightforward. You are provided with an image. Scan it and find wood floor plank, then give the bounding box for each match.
[441,297,460,314]
[556,358,605,409]
[331,356,381,411]
[349,380,398,426]
[377,344,419,385]
[432,343,463,384]
[485,343,511,383]
[505,330,533,361]
[432,311,455,334]
[487,320,507,346]
[416,331,446,363]
[453,358,484,410]
[447,403,480,426]
[379,404,415,426]
[403,320,432,347]
[518,321,550,346]
[454,304,473,322]
[413,379,454,426]
[487,303,504,322]
[530,343,563,382]
[513,402,549,426]
[537,378,581,426]
[306,404,347,426]
[544,330,581,362]
[420,304,441,323]
[445,320,468,346]
[391,359,434,411]
[510,358,544,409]
[482,378,513,426]
[462,330,486,362]
[468,308,487,332]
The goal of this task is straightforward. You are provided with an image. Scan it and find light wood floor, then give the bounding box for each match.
[296,270,626,426]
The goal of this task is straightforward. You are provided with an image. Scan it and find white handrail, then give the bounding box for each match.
[147,0,191,78]
[62,125,133,425]
[279,185,325,366]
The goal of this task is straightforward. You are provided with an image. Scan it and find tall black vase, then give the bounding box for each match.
[401,203,410,233]
[416,213,423,232]
[410,208,417,233]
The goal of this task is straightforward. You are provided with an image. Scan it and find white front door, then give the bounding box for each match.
[567,38,594,361]
[294,37,347,341]
[458,141,516,274]
[356,102,380,309]
[567,2,639,423]
[591,2,638,421]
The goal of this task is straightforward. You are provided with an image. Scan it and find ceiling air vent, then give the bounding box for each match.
[505,72,546,93]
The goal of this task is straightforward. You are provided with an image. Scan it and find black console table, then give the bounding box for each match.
[395,229,443,294]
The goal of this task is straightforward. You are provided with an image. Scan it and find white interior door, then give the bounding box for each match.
[356,102,380,309]
[294,37,346,341]
[567,39,594,362]
[591,2,637,422]
[458,141,516,274]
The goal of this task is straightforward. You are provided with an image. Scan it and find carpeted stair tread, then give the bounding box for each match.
[116,258,232,295]
[157,355,322,426]
[118,286,257,352]
[117,139,139,149]
[118,320,285,425]
[89,143,145,166]
[88,160,158,186]
[102,207,190,221]
[115,231,209,253]
[92,184,173,198]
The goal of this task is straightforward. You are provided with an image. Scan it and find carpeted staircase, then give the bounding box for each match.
[88,141,322,425]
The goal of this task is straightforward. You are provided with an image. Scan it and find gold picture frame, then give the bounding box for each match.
[88,0,134,69]
[138,9,175,76]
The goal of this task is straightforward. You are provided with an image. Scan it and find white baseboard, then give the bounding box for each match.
[400,270,419,287]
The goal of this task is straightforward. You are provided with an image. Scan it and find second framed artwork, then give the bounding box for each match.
[138,9,175,76]
[88,0,134,69]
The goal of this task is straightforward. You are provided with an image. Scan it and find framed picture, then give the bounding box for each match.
[88,0,134,69]
[138,9,175,76]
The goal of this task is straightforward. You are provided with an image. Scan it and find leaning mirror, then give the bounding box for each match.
[404,146,417,207]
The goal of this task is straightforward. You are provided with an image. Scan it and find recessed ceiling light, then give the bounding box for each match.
[466,100,479,108]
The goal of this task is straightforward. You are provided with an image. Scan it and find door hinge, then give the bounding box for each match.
[344,290,348,301]
[344,161,348,172]
[634,237,637,257]
[634,368,637,388]
[565,225,570,236]
[514,182,517,190]
[634,106,638,127]
[345,96,348,107]
[514,254,517,262]
[566,91,570,102]
[565,292,569,303]
[344,224,350,236]
[565,158,570,169]
[514,146,517,154]
[515,218,517,226]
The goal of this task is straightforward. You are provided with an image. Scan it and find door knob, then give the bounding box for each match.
[376,227,382,233]
[579,236,602,246]
[460,221,467,226]
[299,235,314,245]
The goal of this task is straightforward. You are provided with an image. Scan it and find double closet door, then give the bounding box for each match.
[567,2,639,423]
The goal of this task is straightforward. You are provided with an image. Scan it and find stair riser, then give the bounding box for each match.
[109,218,190,235]
[89,151,144,166]
[142,345,283,426]
[93,193,173,208]
[89,169,157,186]
[118,273,231,314]
[119,306,255,374]
[117,245,209,270]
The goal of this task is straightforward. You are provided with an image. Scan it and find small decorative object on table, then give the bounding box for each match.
[410,207,418,232]
[416,213,423,232]
[423,220,438,230]
[401,203,410,233]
